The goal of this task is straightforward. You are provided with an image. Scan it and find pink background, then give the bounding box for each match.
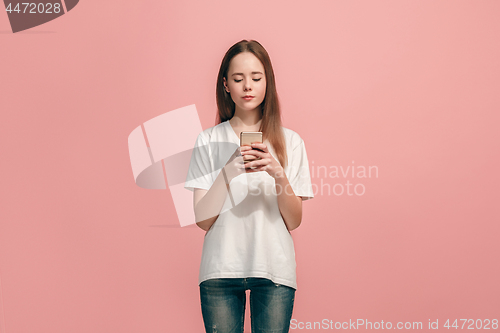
[1,0,499,332]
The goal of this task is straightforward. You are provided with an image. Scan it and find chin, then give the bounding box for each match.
[238,105,256,111]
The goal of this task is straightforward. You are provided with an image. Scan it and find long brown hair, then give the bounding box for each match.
[215,39,288,169]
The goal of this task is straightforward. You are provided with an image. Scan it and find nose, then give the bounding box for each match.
[244,80,252,91]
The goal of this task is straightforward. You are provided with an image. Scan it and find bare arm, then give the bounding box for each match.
[275,173,303,232]
[239,142,303,232]
[193,169,231,232]
[193,146,250,231]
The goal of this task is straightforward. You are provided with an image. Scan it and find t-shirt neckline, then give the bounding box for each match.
[225,120,240,143]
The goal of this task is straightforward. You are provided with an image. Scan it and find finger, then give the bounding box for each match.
[238,146,252,154]
[242,150,261,158]
[248,149,264,158]
[251,143,267,152]
[246,165,263,173]
[243,155,258,162]
[242,147,264,156]
[244,159,264,169]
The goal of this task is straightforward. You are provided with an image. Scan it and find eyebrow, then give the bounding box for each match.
[231,71,263,76]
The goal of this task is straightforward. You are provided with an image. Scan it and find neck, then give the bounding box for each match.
[230,106,263,128]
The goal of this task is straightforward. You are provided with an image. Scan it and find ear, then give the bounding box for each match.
[222,77,229,92]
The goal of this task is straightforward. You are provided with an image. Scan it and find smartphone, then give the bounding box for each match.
[240,131,263,169]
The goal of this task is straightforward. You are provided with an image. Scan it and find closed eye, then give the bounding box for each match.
[234,79,262,82]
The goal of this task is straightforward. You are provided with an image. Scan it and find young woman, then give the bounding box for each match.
[184,39,314,333]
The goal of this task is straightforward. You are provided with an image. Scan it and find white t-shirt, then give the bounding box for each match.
[184,120,314,290]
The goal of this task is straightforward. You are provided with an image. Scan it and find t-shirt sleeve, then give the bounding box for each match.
[184,132,213,192]
[288,138,314,201]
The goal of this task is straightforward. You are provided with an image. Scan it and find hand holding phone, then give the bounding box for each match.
[240,131,263,169]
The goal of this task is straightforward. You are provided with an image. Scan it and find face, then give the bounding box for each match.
[223,52,266,114]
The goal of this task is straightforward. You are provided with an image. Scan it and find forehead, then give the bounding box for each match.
[228,52,265,74]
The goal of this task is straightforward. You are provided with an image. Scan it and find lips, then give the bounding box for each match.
[243,96,254,100]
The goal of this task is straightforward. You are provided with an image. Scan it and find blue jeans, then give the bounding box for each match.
[199,277,296,333]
